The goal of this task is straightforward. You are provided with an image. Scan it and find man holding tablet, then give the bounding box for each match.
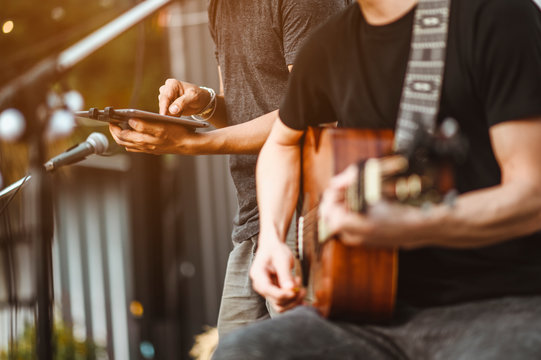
[109,0,351,338]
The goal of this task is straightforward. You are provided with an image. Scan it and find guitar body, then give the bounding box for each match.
[299,127,398,322]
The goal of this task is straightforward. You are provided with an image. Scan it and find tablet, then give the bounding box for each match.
[75,107,210,129]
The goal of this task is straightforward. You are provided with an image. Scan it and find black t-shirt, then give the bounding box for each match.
[280,0,541,307]
[207,0,351,243]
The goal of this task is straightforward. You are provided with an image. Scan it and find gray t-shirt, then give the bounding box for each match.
[208,0,351,243]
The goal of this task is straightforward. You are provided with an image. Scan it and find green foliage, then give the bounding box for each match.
[0,321,104,360]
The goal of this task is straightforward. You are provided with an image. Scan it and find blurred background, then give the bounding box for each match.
[0,0,235,358]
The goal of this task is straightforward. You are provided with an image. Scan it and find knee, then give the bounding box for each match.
[213,319,291,360]
[213,328,262,360]
[213,306,318,359]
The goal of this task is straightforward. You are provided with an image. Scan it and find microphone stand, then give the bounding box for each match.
[0,176,31,201]
[0,1,173,359]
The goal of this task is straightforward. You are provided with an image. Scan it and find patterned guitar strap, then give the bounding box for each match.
[394,0,452,153]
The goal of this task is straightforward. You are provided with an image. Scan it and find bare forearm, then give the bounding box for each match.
[422,121,541,248]
[251,118,305,308]
[333,172,541,250]
[201,64,294,149]
[118,73,282,156]
[189,109,278,155]
[418,180,541,248]
[112,109,277,156]
[256,120,303,244]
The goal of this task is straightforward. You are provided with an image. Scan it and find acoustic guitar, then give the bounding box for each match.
[297,126,456,322]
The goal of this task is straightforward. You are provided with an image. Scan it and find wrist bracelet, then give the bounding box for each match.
[192,86,216,121]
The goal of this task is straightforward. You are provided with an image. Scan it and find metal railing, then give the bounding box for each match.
[1,157,132,359]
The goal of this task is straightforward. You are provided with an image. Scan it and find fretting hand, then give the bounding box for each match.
[318,164,438,249]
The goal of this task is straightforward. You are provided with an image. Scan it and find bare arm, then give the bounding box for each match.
[319,118,541,249]
[257,117,303,244]
[250,118,305,312]
[110,109,278,155]
[110,66,292,155]
[430,118,541,247]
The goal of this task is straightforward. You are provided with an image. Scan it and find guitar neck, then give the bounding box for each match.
[345,155,409,213]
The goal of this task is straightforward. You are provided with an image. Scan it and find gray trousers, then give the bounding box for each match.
[217,222,298,338]
[214,295,541,359]
[216,236,272,338]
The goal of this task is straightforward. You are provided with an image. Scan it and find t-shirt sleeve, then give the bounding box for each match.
[279,30,337,130]
[281,0,349,65]
[474,0,541,126]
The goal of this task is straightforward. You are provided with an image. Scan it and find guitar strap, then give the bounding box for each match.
[394,0,452,152]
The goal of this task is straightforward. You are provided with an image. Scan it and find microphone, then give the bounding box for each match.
[44,132,109,171]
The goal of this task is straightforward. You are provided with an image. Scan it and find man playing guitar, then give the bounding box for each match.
[213,0,541,358]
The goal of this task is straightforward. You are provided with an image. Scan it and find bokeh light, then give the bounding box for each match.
[130,300,144,318]
[2,20,14,34]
